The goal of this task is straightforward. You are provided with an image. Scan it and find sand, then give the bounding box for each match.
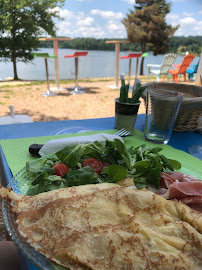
[0,79,148,122]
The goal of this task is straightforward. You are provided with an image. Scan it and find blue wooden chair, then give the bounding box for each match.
[186,62,199,82]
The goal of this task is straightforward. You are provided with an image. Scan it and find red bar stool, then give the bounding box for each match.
[64,52,88,94]
[120,53,142,84]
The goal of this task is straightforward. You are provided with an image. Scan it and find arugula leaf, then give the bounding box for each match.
[132,160,150,174]
[56,144,82,168]
[65,166,98,186]
[26,160,55,185]
[114,139,133,170]
[27,176,66,195]
[80,141,104,160]
[102,164,127,182]
[167,159,181,170]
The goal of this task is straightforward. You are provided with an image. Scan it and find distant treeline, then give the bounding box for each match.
[38,36,202,55]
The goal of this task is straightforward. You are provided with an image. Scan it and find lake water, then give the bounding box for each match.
[0,48,199,81]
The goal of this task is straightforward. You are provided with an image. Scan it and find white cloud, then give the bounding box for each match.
[51,7,74,20]
[74,26,106,38]
[171,0,185,2]
[54,7,111,38]
[166,13,180,27]
[122,0,135,4]
[107,20,125,33]
[56,21,72,36]
[166,12,201,36]
[192,21,202,35]
[76,17,94,27]
[183,12,194,17]
[91,9,124,20]
[178,17,197,26]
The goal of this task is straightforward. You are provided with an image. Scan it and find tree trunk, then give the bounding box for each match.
[12,57,19,80]
[140,42,146,75]
[11,18,19,80]
[140,57,145,75]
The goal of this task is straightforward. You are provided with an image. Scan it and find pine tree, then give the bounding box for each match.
[122,0,179,75]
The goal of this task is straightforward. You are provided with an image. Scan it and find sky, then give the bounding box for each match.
[53,0,202,39]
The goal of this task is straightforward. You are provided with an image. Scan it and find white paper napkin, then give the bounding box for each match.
[39,133,123,156]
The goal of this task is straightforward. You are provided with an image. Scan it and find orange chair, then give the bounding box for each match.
[169,54,195,82]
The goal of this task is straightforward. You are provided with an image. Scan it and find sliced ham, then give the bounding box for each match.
[155,172,202,213]
[160,172,199,188]
[164,181,202,199]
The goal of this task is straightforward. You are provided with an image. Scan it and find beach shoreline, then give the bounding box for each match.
[0,76,195,123]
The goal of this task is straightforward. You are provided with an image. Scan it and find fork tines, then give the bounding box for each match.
[115,128,131,137]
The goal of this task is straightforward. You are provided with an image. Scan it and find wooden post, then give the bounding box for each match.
[115,43,120,88]
[44,58,50,90]
[135,58,139,77]
[128,58,132,85]
[75,57,79,90]
[105,40,129,89]
[195,51,202,86]
[53,40,60,89]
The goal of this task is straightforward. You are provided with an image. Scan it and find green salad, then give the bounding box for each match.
[26,139,181,195]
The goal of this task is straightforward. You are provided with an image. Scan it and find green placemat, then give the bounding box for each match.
[0,129,202,181]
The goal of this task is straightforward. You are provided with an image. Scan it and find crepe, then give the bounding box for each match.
[1,183,202,270]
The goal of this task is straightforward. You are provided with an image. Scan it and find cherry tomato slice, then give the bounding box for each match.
[102,162,110,170]
[53,163,69,177]
[83,158,103,174]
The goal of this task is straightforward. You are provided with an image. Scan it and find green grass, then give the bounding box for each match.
[0,75,173,89]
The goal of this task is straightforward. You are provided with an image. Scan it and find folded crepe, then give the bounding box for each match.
[1,183,202,270]
[39,133,123,156]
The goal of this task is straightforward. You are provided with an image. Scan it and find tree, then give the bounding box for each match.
[122,0,179,75]
[0,0,65,80]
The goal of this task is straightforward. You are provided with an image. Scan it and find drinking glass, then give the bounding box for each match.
[144,89,184,144]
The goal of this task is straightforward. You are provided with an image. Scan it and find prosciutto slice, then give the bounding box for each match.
[155,172,202,212]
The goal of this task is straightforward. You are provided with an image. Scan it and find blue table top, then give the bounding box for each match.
[0,114,201,153]
[0,114,201,270]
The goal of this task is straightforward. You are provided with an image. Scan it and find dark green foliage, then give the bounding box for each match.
[0,0,65,80]
[38,36,202,56]
[170,36,202,55]
[122,0,179,75]
[39,37,141,51]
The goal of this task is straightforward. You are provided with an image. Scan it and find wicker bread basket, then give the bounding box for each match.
[142,82,202,131]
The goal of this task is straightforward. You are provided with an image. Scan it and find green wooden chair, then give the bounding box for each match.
[32,53,56,97]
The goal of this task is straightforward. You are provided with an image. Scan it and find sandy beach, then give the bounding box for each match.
[0,78,148,122]
[0,77,195,122]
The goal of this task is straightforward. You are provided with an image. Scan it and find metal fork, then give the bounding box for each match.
[115,128,131,137]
